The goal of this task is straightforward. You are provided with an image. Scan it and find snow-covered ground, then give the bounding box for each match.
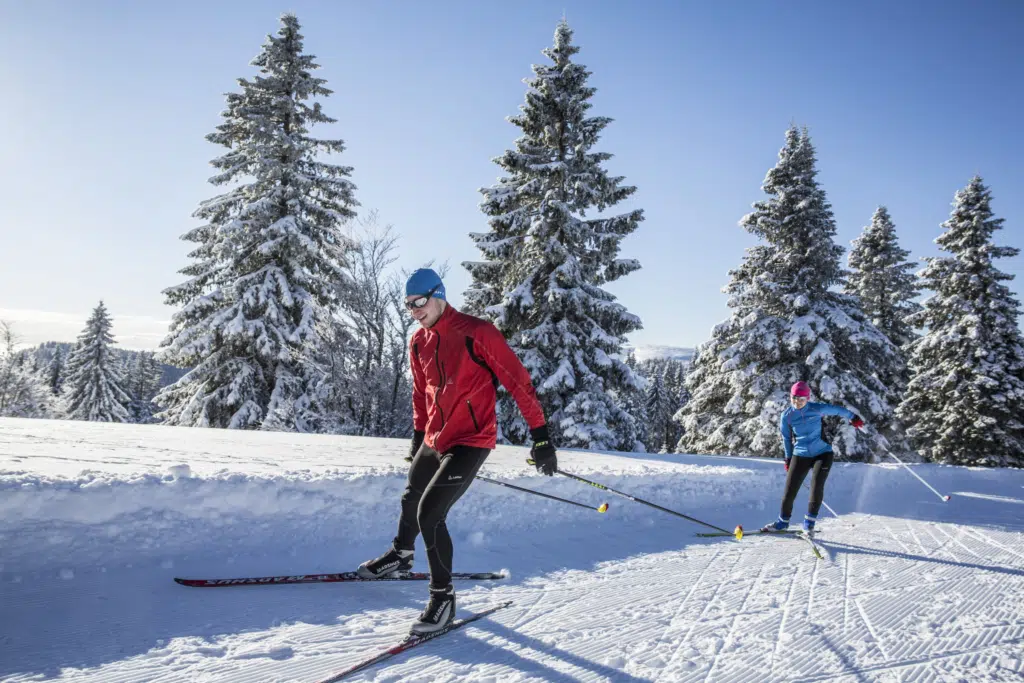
[2,417,1023,682]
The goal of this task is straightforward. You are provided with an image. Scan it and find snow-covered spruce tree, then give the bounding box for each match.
[157,14,357,431]
[897,177,1024,467]
[621,353,648,452]
[846,206,920,390]
[663,360,690,453]
[644,370,671,453]
[677,127,903,461]
[46,346,64,395]
[463,20,644,450]
[62,302,131,422]
[126,352,163,423]
[0,322,54,418]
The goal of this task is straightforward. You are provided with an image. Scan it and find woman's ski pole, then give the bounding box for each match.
[478,475,609,513]
[879,446,951,502]
[548,466,741,538]
[801,479,839,518]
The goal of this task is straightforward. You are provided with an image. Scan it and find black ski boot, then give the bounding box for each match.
[356,545,414,579]
[410,584,455,635]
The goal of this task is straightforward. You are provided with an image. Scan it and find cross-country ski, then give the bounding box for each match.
[174,571,507,588]
[315,601,514,682]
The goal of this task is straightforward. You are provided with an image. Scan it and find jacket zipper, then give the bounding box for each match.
[433,332,445,428]
[467,400,479,431]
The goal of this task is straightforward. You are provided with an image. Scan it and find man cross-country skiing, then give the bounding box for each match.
[357,268,557,635]
[761,381,864,536]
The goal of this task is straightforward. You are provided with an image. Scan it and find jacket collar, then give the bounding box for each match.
[427,303,455,333]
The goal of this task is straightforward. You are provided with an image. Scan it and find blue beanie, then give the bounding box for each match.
[405,268,446,300]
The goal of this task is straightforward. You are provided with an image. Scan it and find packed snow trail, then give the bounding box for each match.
[2,418,1024,682]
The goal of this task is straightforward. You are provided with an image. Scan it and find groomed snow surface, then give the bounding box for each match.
[2,418,1023,682]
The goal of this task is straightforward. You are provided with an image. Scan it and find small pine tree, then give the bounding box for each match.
[846,206,921,391]
[0,322,54,418]
[898,177,1024,467]
[678,127,903,461]
[62,302,131,422]
[47,346,64,395]
[157,13,358,431]
[463,20,644,451]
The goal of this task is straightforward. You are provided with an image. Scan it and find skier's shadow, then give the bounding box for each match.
[821,540,1024,578]
[440,619,651,683]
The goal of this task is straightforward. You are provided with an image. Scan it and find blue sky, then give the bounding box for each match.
[1,0,1021,350]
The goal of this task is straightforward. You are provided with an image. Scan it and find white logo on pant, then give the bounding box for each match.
[448,475,463,481]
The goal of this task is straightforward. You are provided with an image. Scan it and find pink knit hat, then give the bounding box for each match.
[790,381,811,397]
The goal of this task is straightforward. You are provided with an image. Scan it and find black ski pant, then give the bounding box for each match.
[393,443,490,589]
[780,451,833,521]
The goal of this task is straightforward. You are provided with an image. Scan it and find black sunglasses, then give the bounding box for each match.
[404,285,440,310]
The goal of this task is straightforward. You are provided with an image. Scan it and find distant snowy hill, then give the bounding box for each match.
[626,344,694,363]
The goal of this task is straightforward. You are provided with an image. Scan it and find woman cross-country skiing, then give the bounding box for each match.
[761,381,864,536]
[356,268,557,635]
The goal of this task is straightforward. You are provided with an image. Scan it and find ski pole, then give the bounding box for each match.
[477,475,609,513]
[800,479,839,518]
[878,445,951,502]
[545,466,741,538]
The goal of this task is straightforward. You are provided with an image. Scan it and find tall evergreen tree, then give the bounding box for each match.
[157,14,358,431]
[62,302,131,422]
[898,177,1024,467]
[847,206,920,392]
[463,20,644,450]
[126,352,163,423]
[678,127,903,461]
[645,370,671,453]
[46,346,64,396]
[621,353,648,451]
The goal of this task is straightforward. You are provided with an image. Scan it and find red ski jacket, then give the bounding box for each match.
[411,305,546,454]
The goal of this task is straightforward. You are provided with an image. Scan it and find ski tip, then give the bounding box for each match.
[734,525,744,540]
[598,502,609,513]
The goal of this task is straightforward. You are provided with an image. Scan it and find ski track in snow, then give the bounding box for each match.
[2,418,1024,682]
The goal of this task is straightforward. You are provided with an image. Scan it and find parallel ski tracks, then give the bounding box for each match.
[6,517,1022,682]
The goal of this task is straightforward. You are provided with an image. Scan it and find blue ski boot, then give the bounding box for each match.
[801,514,818,537]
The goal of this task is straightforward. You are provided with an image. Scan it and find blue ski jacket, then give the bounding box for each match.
[780,402,855,459]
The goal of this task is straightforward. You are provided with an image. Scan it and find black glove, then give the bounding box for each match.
[529,425,557,476]
[405,430,425,463]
